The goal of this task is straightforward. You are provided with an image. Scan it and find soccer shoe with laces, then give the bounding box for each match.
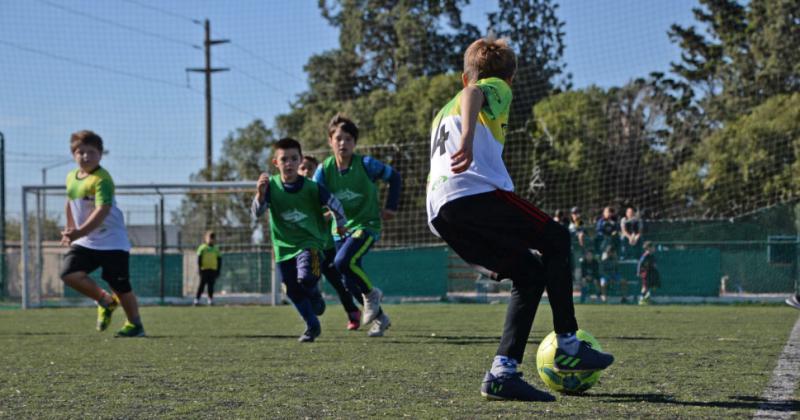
[367,312,391,337]
[361,287,383,325]
[298,324,321,343]
[96,294,120,332]
[480,372,555,402]
[787,294,800,310]
[347,311,361,331]
[554,340,614,372]
[114,322,146,338]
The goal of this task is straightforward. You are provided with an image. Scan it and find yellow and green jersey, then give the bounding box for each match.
[426,77,514,234]
[197,243,221,270]
[66,166,130,251]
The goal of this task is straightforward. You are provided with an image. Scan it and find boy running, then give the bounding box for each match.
[252,138,347,342]
[312,114,402,337]
[195,230,221,306]
[59,130,145,337]
[426,37,613,401]
[299,155,364,330]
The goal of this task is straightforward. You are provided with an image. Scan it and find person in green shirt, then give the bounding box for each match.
[252,138,347,342]
[195,231,222,306]
[312,114,403,338]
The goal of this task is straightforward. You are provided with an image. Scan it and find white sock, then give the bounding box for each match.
[557,332,580,355]
[490,355,518,377]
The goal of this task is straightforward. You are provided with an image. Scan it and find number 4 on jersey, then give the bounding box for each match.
[431,123,449,158]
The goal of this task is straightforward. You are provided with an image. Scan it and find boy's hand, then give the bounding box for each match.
[450,136,473,174]
[381,209,397,221]
[256,173,269,198]
[336,226,348,237]
[61,227,81,245]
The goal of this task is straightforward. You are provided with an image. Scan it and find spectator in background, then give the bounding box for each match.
[595,206,620,255]
[553,209,570,230]
[599,245,628,303]
[620,206,643,260]
[637,241,660,305]
[579,250,600,303]
[569,207,586,250]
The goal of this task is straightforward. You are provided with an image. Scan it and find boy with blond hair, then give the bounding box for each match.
[60,130,145,337]
[426,37,613,401]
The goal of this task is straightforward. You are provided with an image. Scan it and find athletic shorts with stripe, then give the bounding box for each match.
[277,249,323,302]
[431,190,579,363]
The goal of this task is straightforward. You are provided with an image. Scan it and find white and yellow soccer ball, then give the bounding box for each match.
[536,329,603,393]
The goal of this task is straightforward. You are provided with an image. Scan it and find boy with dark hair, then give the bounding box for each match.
[595,206,620,255]
[620,206,643,260]
[195,230,221,306]
[312,114,402,337]
[60,130,145,337]
[426,37,613,402]
[252,138,348,342]
[299,154,364,330]
[637,241,660,305]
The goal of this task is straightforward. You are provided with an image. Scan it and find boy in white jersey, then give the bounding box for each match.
[426,37,613,401]
[60,130,144,337]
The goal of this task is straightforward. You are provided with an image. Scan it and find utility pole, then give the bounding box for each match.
[0,132,5,298]
[187,19,229,181]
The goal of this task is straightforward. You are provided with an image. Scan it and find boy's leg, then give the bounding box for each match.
[207,272,217,302]
[60,246,118,331]
[196,273,207,300]
[322,248,361,312]
[279,258,320,342]
[333,232,384,325]
[101,251,145,337]
[296,249,325,316]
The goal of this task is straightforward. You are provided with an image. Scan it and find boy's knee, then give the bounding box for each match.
[61,271,83,284]
[333,254,350,274]
[105,275,132,294]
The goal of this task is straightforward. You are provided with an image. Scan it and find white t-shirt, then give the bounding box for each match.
[426,77,514,236]
[66,167,131,251]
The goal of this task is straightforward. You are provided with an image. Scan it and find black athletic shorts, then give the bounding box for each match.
[60,245,132,294]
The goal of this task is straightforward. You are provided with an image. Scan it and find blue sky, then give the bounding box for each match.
[0,0,697,223]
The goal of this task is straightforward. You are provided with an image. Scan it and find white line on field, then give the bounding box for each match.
[753,313,800,419]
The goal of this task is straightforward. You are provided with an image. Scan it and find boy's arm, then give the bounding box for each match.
[61,200,75,245]
[217,255,222,273]
[362,156,402,219]
[451,85,484,174]
[252,173,270,218]
[318,185,347,236]
[63,205,111,242]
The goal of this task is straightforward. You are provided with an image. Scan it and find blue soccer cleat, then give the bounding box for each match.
[553,341,614,372]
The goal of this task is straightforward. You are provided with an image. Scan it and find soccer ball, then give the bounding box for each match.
[536,329,603,394]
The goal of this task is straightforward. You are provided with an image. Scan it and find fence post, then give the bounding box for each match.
[21,188,29,309]
[158,193,165,304]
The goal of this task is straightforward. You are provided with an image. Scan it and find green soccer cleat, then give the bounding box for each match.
[96,294,120,332]
[114,321,146,338]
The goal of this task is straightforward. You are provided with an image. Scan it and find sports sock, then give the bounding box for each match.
[129,316,143,327]
[557,332,580,355]
[97,292,112,309]
[490,355,518,377]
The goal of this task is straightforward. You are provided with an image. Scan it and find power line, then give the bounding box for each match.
[213,56,293,97]
[229,42,304,83]
[35,0,198,50]
[0,39,261,120]
[118,0,201,25]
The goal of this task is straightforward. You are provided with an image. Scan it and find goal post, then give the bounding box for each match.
[19,181,283,309]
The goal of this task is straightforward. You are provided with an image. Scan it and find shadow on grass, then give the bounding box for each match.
[0,331,71,336]
[587,392,799,411]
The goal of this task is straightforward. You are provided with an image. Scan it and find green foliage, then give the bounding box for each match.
[668,0,800,123]
[173,120,275,244]
[4,216,62,242]
[529,80,672,216]
[668,93,800,217]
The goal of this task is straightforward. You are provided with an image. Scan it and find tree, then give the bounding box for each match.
[668,93,800,218]
[668,0,800,123]
[173,120,275,245]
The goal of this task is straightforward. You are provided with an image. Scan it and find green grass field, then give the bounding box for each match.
[1,303,798,418]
